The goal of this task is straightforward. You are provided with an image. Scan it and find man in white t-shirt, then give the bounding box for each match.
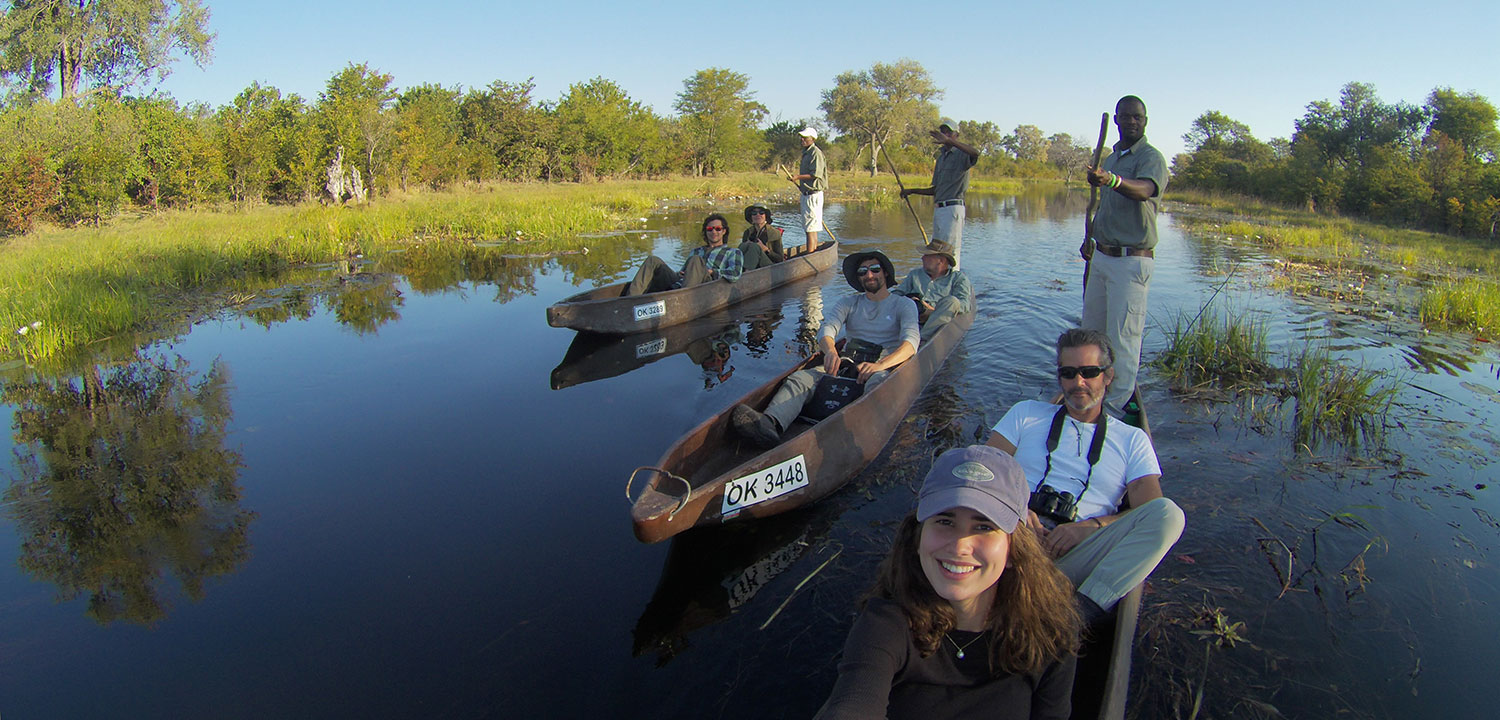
[985,327,1184,623]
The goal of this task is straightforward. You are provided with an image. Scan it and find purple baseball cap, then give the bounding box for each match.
[916,445,1028,532]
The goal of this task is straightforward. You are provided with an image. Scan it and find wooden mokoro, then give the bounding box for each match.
[546,241,837,333]
[626,308,973,543]
[1071,388,1150,720]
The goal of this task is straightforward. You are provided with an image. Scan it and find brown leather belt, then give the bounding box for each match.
[1095,244,1154,258]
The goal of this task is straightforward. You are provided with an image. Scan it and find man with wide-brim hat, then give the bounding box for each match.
[730,249,919,448]
[900,117,980,269]
[739,205,784,270]
[894,238,972,341]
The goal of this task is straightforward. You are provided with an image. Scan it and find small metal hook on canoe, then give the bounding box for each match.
[625,466,693,520]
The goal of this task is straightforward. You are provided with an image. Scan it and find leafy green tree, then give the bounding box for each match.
[3,357,251,625]
[1425,88,1500,162]
[820,59,942,176]
[127,96,224,207]
[215,82,283,201]
[1046,132,1090,182]
[1293,82,1427,166]
[0,152,59,233]
[0,0,214,101]
[675,67,766,175]
[551,77,663,181]
[1003,124,1049,163]
[457,78,548,181]
[1344,143,1431,224]
[762,119,810,170]
[315,62,396,193]
[956,120,1004,158]
[390,83,463,191]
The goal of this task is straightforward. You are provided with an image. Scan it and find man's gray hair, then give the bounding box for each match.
[1056,328,1115,367]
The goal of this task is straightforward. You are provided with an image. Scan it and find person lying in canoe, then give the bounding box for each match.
[985,327,1184,633]
[729,250,918,448]
[739,205,784,270]
[624,214,744,295]
[892,238,972,342]
[814,445,1080,720]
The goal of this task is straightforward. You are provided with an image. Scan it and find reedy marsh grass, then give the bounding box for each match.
[1153,308,1277,395]
[1153,305,1398,451]
[1170,189,1500,333]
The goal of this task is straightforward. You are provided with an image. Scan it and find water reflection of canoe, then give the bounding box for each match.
[549,321,736,390]
[632,511,828,666]
[1071,389,1149,720]
[546,241,837,333]
[626,310,973,543]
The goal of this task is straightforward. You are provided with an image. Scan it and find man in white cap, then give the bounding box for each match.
[900,118,979,269]
[791,126,827,255]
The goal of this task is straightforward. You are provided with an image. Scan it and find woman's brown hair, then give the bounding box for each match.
[870,513,1081,676]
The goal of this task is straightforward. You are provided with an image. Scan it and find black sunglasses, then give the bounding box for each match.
[856,265,884,275]
[1057,365,1109,380]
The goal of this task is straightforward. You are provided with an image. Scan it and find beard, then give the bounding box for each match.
[1063,385,1104,412]
[861,274,883,292]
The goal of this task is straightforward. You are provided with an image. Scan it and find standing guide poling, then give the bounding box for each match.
[900,117,980,269]
[792,127,828,255]
[1080,95,1168,415]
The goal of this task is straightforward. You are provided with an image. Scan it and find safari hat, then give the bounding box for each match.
[744,205,771,222]
[842,250,897,292]
[921,239,958,267]
[917,445,1028,533]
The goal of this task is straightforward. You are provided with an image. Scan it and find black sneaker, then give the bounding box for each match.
[731,404,782,448]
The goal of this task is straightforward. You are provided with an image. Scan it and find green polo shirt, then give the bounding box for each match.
[931,145,978,203]
[799,143,827,194]
[1092,136,1169,250]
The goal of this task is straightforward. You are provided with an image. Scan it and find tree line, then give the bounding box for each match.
[1172,82,1500,238]
[0,58,1093,235]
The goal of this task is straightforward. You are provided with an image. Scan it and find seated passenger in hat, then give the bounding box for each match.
[893,239,972,341]
[729,250,918,448]
[739,205,785,271]
[624,214,744,296]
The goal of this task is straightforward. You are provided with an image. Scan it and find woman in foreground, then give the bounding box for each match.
[815,445,1081,720]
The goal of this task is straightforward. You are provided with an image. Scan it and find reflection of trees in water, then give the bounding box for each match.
[330,276,404,334]
[2,357,253,625]
[996,186,1085,224]
[246,288,317,329]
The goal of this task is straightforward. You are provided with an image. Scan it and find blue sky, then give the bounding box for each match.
[158,0,1500,161]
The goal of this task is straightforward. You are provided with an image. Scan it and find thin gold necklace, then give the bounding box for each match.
[944,632,984,660]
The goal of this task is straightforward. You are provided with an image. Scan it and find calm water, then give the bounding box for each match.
[1,189,1497,719]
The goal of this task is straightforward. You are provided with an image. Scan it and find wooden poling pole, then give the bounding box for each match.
[1082,112,1110,297]
[881,146,930,244]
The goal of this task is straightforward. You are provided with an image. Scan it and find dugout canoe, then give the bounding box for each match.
[1070,388,1150,720]
[626,308,973,544]
[546,241,837,333]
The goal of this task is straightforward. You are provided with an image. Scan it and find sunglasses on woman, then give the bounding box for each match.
[1057,365,1108,379]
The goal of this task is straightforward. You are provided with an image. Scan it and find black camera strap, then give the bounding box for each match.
[1040,404,1106,500]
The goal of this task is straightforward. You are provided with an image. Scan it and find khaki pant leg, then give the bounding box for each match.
[1054,497,1184,609]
